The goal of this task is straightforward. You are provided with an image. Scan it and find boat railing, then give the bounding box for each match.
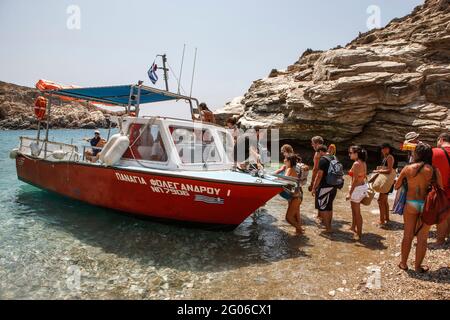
[19,137,80,162]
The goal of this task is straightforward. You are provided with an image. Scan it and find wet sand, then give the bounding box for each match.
[0,177,448,300]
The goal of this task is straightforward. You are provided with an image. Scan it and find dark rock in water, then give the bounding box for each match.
[214,0,450,149]
[0,81,124,130]
[81,122,97,129]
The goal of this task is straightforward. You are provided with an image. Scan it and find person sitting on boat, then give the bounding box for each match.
[198,103,216,124]
[84,130,105,162]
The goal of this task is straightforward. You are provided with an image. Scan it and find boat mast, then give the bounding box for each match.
[157,54,169,92]
[44,95,52,157]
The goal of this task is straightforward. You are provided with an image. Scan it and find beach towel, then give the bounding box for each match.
[393,180,407,215]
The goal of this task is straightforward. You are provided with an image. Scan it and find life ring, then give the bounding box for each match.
[34,96,47,120]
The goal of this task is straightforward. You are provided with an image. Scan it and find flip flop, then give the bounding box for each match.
[415,265,430,273]
[398,263,408,271]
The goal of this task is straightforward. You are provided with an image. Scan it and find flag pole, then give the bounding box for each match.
[161,54,169,92]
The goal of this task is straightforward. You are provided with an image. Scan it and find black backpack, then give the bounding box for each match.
[324,155,344,189]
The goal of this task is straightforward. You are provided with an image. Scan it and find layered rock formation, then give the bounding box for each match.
[215,0,450,149]
[0,81,121,130]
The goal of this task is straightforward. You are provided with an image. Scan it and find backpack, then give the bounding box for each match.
[422,167,450,226]
[324,155,344,189]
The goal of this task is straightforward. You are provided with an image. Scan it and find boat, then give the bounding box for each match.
[11,78,289,230]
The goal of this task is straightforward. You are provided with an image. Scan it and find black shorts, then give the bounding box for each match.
[382,183,395,195]
[315,186,337,212]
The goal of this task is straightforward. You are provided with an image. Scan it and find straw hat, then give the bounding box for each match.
[404,131,420,143]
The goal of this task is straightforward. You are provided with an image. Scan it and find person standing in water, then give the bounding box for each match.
[309,136,324,221]
[374,143,396,226]
[396,143,443,273]
[346,146,368,241]
[279,154,303,234]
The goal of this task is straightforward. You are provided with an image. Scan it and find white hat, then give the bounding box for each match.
[404,131,419,143]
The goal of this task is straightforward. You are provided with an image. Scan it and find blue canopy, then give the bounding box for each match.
[47,85,191,106]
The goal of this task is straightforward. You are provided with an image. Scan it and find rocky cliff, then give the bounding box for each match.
[0,81,121,130]
[215,0,450,149]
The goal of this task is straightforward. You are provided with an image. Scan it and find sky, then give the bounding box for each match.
[0,0,423,118]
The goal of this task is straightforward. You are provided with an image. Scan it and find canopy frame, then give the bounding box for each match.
[41,82,200,119]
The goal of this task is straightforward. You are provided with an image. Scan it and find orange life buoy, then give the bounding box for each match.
[34,96,47,120]
[35,79,62,91]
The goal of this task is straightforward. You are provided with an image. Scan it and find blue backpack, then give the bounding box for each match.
[324,155,344,189]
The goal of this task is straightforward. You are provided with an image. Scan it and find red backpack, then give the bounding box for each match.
[422,167,450,226]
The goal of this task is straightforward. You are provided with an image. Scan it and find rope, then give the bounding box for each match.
[167,61,187,95]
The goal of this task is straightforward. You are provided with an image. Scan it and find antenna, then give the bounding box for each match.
[178,44,186,95]
[189,47,198,98]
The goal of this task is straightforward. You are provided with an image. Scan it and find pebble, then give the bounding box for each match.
[328,290,336,297]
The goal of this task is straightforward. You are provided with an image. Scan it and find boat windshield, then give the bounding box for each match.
[169,126,222,164]
[122,123,168,162]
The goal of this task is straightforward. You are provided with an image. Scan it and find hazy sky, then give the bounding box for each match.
[0,0,423,118]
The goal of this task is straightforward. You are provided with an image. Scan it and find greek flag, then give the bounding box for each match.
[148,63,158,84]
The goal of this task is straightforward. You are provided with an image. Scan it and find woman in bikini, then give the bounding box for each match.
[395,143,443,273]
[346,146,368,241]
[374,143,395,226]
[274,144,294,174]
[278,154,303,234]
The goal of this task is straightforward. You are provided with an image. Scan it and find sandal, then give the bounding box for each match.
[415,265,430,273]
[398,263,408,271]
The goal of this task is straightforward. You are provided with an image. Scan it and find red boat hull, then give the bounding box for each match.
[15,155,282,227]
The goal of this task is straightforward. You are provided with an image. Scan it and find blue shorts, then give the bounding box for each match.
[280,190,292,201]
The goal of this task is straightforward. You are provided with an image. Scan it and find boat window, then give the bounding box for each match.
[217,130,235,163]
[122,123,168,162]
[169,126,221,164]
